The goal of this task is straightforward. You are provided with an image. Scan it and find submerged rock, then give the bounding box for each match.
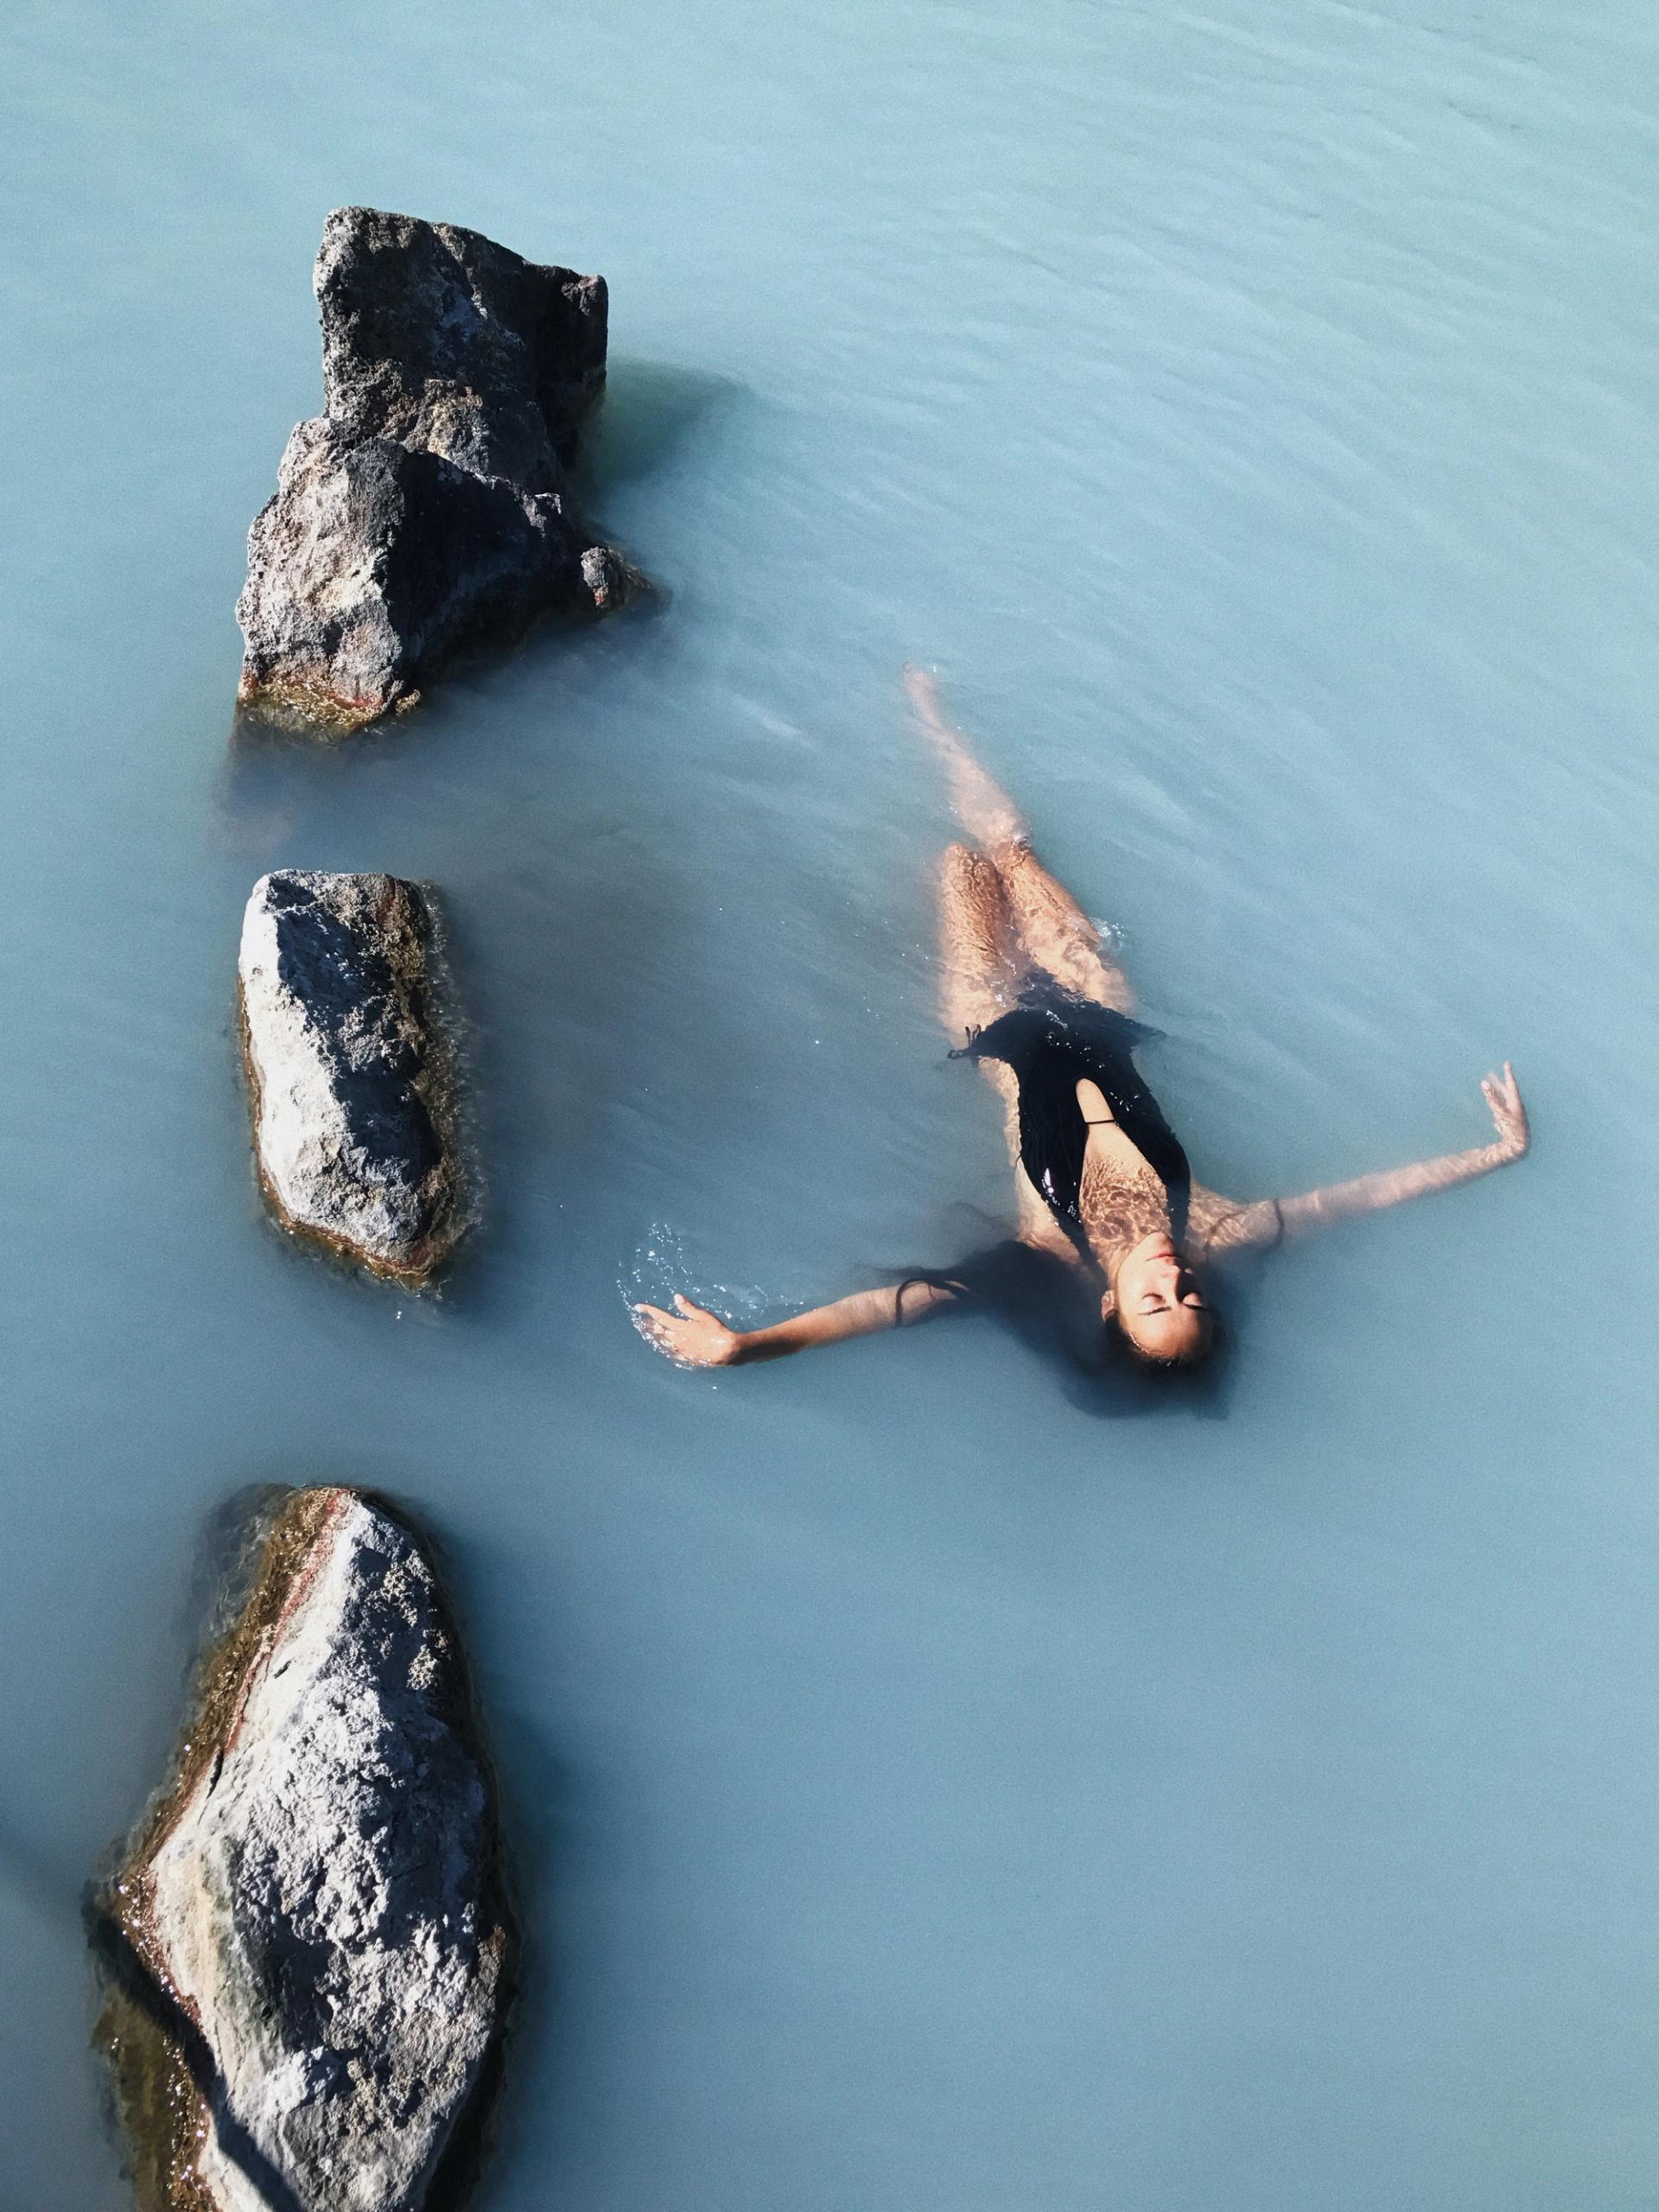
[94,1486,511,2212]
[237,205,633,729]
[238,869,464,1284]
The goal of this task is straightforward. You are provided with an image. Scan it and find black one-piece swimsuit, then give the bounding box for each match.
[953,986,1192,1248]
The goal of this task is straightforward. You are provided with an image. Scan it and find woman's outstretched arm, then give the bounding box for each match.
[634,1277,962,1368]
[1275,1062,1529,1241]
[1190,1065,1529,1258]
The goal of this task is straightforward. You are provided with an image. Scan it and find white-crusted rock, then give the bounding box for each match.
[238,869,463,1285]
[97,1488,510,2212]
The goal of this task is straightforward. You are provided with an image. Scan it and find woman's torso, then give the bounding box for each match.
[954,988,1192,1251]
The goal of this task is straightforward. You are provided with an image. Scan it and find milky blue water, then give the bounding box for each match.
[4,2,1659,2206]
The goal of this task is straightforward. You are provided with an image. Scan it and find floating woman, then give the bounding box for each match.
[635,670,1529,1374]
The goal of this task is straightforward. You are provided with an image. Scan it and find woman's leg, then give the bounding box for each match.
[998,842,1137,1014]
[942,844,1044,1230]
[908,667,1028,849]
[938,839,1074,1248]
[908,666,1136,1013]
[937,840,1020,1039]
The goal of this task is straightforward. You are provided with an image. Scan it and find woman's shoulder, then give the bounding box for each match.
[1187,1186,1283,1258]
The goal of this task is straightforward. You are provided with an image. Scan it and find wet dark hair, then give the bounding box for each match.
[885,1232,1231,1416]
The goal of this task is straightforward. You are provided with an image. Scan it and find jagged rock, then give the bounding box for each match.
[237,206,633,729]
[238,869,464,1284]
[94,1486,512,2212]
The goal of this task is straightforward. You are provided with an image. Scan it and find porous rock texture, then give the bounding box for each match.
[95,1486,511,2212]
[238,869,464,1285]
[237,205,632,729]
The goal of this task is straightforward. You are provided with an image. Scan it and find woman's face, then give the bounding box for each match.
[1105,1235,1213,1363]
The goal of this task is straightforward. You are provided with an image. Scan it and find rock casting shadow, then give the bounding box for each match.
[88,1483,518,2212]
[236,208,626,729]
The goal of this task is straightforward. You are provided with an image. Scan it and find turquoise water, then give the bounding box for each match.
[4,1,1658,2205]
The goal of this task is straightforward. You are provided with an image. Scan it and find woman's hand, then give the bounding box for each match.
[633,1294,745,1367]
[1481,1061,1529,1160]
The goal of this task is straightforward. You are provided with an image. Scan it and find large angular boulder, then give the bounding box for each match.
[238,869,464,1285]
[94,1486,512,2212]
[237,206,633,729]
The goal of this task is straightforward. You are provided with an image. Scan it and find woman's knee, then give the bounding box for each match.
[940,842,1006,899]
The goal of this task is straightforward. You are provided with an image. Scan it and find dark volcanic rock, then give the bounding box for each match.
[238,869,465,1284]
[237,206,632,728]
[94,1486,512,2212]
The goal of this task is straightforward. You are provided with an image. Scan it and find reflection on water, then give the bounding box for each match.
[5,0,1659,2207]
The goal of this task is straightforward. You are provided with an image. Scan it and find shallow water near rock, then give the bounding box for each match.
[4,3,1658,2208]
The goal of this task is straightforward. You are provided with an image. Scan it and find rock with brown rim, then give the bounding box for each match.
[94,1486,512,2212]
[236,205,633,731]
[238,869,465,1285]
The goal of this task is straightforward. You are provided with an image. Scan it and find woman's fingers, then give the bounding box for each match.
[1479,1062,1527,1154]
[632,1304,671,1352]
[637,1313,695,1362]
[634,1295,732,1366]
